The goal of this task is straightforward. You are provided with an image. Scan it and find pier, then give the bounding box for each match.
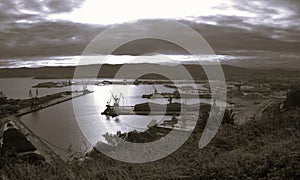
[101,105,198,116]
[0,89,93,163]
[101,103,211,117]
[16,90,93,117]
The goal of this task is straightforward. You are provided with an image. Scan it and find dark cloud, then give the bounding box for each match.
[181,19,300,54]
[0,0,299,59]
[0,0,84,14]
[195,15,300,43]
[192,0,300,43]
[0,21,106,57]
[46,0,84,13]
[1,18,298,58]
[231,0,300,29]
[0,0,84,25]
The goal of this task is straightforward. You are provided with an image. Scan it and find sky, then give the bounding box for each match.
[0,0,299,65]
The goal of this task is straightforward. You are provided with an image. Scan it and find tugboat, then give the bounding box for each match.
[101,104,118,118]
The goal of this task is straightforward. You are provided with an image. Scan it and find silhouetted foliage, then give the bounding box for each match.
[284,85,300,108]
[222,109,235,125]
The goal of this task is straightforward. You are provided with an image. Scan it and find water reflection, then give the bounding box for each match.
[0,78,214,158]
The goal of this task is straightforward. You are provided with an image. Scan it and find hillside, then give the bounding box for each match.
[1,101,299,179]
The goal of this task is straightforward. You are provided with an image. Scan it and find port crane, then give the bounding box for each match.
[102,91,125,119]
[107,91,124,108]
[28,89,39,109]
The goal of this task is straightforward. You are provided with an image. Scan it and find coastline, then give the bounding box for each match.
[0,63,300,80]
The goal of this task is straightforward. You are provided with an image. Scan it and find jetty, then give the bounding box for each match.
[142,85,211,99]
[101,102,211,117]
[16,90,93,117]
[142,91,211,99]
[0,89,93,163]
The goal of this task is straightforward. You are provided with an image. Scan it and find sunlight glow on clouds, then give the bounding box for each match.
[48,0,256,25]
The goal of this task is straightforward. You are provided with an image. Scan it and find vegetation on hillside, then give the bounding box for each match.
[0,103,299,179]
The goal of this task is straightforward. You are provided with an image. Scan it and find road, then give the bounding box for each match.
[234,99,280,125]
[0,90,93,162]
[6,116,61,162]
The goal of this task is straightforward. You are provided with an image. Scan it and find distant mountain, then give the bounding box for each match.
[0,63,299,80]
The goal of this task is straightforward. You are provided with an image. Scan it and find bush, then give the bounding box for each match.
[222,109,235,125]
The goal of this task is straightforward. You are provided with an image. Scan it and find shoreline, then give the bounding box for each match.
[0,63,300,80]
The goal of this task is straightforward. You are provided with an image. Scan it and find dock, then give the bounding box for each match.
[16,90,93,117]
[142,93,211,99]
[101,105,198,116]
[101,103,210,117]
[0,89,93,164]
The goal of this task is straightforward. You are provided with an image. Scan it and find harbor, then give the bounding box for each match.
[0,76,291,162]
[1,1,299,177]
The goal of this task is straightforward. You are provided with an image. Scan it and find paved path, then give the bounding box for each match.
[7,116,60,162]
[1,90,93,162]
[234,99,280,125]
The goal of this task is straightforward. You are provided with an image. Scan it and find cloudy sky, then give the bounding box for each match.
[0,0,299,62]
